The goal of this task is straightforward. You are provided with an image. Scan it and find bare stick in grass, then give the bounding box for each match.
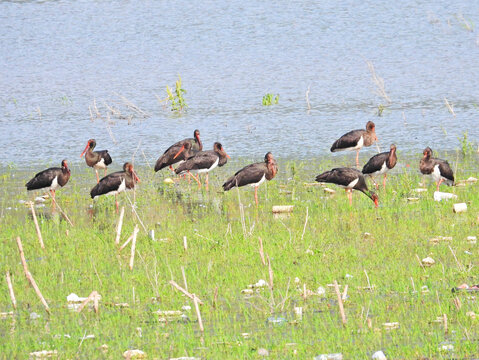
[5,272,17,310]
[183,236,187,251]
[169,280,204,305]
[129,225,139,270]
[300,207,309,242]
[115,207,125,245]
[342,284,349,301]
[124,193,147,232]
[119,234,134,252]
[29,203,44,249]
[443,313,448,335]
[448,245,465,272]
[258,237,266,266]
[77,291,99,313]
[50,197,74,227]
[193,294,204,333]
[181,266,188,292]
[267,254,273,290]
[16,237,49,314]
[415,254,426,272]
[334,280,347,325]
[453,296,461,310]
[364,269,372,289]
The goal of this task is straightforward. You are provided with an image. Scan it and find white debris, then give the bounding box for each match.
[314,353,343,360]
[317,286,326,296]
[323,188,336,194]
[467,236,477,244]
[258,348,269,356]
[433,191,457,202]
[466,177,478,183]
[383,322,400,330]
[422,257,435,267]
[248,279,268,289]
[372,350,386,359]
[123,349,146,359]
[413,188,427,193]
[453,203,467,213]
[29,350,58,359]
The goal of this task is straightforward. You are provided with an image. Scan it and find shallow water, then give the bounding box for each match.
[1,1,478,166]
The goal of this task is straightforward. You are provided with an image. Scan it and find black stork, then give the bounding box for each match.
[362,144,397,189]
[154,129,202,172]
[330,121,378,167]
[26,159,71,203]
[175,142,229,189]
[223,152,278,205]
[80,139,113,183]
[315,167,378,207]
[419,147,454,191]
[90,162,140,211]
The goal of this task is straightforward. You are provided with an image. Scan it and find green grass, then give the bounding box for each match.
[0,152,478,359]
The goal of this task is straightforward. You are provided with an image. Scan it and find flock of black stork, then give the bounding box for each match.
[25,123,455,209]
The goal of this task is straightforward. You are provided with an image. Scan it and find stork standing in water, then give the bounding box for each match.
[175,142,229,190]
[315,167,378,207]
[26,160,71,207]
[223,152,278,205]
[90,162,140,211]
[154,129,202,172]
[81,139,113,183]
[419,147,454,191]
[330,121,378,167]
[362,144,397,189]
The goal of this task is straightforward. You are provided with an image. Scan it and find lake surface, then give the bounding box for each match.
[1,0,478,167]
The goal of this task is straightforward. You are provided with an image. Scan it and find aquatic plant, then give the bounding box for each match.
[262,93,279,106]
[164,75,187,113]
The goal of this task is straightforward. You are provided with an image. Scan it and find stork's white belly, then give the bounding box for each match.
[93,158,107,170]
[48,176,60,191]
[104,179,126,197]
[190,157,219,174]
[250,174,266,187]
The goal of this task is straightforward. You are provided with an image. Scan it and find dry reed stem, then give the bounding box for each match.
[119,234,134,252]
[300,207,309,242]
[334,280,347,325]
[366,60,391,104]
[181,266,188,292]
[115,207,125,245]
[258,237,266,266]
[77,291,99,313]
[129,225,139,270]
[415,254,426,272]
[168,280,204,305]
[305,86,311,111]
[183,236,187,251]
[193,295,204,333]
[364,269,372,288]
[448,245,465,272]
[267,254,273,290]
[5,271,17,310]
[124,193,147,232]
[453,296,462,310]
[50,197,74,227]
[444,97,456,117]
[342,284,349,301]
[16,237,50,314]
[29,203,44,249]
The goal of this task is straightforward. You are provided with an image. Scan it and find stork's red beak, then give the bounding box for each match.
[223,148,231,159]
[374,198,379,208]
[80,142,89,157]
[173,145,185,159]
[133,170,140,183]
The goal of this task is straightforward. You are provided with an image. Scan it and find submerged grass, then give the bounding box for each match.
[0,152,479,359]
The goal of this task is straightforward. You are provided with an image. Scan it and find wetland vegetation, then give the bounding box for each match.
[1,151,478,359]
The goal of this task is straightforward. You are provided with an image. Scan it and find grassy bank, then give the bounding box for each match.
[0,152,478,359]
